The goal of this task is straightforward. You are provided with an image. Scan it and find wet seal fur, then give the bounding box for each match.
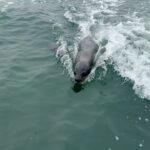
[73,36,99,83]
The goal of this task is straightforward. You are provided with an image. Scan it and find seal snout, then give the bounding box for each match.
[75,78,82,83]
[74,73,82,83]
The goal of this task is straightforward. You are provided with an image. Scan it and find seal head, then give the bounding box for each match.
[74,60,91,83]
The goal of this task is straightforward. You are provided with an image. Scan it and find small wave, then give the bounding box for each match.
[0,0,14,12]
[0,0,47,13]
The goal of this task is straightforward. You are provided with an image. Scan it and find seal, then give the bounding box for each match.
[73,36,99,83]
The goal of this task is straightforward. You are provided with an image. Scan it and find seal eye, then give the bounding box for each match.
[82,69,91,77]
[82,72,88,77]
[74,71,76,75]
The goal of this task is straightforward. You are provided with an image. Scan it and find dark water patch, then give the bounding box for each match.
[72,83,84,93]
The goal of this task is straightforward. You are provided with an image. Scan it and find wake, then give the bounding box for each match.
[61,0,150,100]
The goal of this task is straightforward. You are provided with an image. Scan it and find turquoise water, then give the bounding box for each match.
[0,0,150,150]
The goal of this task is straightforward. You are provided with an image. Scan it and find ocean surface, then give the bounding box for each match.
[0,0,150,150]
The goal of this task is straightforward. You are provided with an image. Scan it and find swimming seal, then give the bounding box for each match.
[73,36,99,83]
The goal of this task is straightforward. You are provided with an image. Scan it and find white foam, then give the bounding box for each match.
[56,37,74,79]
[96,19,150,99]
[106,22,150,99]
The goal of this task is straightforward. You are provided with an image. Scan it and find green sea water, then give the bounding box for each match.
[0,0,150,150]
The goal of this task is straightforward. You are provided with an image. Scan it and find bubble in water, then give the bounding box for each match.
[115,136,119,141]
